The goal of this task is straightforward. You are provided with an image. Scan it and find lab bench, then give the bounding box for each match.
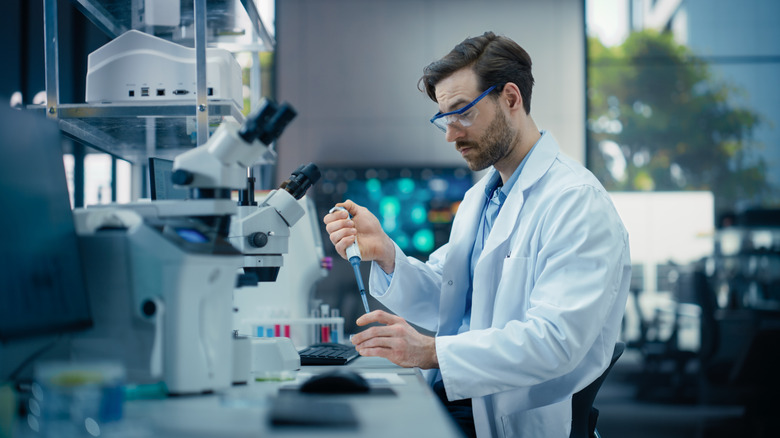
[101,357,460,437]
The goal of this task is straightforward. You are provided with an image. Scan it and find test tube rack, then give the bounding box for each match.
[243,317,345,349]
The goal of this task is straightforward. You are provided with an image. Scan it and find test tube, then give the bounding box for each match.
[311,308,320,344]
[331,308,340,343]
[320,304,330,343]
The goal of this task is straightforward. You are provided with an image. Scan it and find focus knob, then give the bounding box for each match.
[171,169,194,185]
[249,232,269,248]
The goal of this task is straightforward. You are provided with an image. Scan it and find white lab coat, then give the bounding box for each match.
[369,132,631,437]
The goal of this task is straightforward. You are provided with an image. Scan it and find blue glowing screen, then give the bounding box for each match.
[176,228,209,243]
[314,167,473,257]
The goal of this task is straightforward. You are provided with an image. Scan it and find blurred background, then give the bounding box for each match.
[1,1,778,436]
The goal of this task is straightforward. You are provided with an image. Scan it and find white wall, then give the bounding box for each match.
[274,0,585,182]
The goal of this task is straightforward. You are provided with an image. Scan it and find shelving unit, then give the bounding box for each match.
[42,0,274,164]
[709,227,780,311]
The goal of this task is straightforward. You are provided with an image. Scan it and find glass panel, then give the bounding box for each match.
[586,0,780,216]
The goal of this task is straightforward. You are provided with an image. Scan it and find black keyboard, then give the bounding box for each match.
[299,343,360,365]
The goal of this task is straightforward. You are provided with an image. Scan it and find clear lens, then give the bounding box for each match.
[432,117,449,132]
[432,109,478,132]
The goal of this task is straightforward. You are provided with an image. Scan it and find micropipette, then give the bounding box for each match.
[329,206,371,314]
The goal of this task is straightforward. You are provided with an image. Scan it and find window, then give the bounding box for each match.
[587,0,780,219]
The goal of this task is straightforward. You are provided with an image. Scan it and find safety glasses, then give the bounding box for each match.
[429,85,497,132]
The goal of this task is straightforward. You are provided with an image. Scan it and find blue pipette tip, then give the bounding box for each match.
[350,258,370,314]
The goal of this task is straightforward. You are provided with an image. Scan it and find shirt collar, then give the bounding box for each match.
[482,130,545,202]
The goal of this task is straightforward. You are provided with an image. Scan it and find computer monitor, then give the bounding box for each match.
[313,166,474,257]
[0,106,93,341]
[148,157,189,200]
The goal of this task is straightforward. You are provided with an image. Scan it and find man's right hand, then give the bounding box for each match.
[323,199,396,274]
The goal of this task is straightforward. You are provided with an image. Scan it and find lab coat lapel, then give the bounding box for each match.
[471,133,560,330]
[480,133,560,259]
[480,187,523,257]
[437,177,485,336]
[471,193,522,331]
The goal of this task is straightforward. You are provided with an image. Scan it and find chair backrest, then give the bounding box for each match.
[570,342,626,438]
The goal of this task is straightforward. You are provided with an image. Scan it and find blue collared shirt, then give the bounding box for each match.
[459,132,542,333]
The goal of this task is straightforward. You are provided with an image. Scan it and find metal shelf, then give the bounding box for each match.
[32,100,244,163]
[69,0,274,50]
[44,0,273,164]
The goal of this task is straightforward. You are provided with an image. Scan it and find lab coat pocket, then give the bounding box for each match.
[500,256,531,280]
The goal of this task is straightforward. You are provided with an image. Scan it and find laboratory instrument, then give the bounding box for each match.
[249,337,301,378]
[132,0,180,29]
[329,206,371,313]
[86,29,242,108]
[229,162,321,283]
[231,193,333,348]
[232,333,301,384]
[72,98,317,395]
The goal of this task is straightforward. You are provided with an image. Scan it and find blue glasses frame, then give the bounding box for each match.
[429,85,498,132]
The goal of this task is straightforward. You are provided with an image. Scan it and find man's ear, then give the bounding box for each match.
[502,82,524,112]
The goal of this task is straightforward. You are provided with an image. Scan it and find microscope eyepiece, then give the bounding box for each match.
[238,99,278,144]
[258,103,297,146]
[238,99,297,146]
[280,163,321,200]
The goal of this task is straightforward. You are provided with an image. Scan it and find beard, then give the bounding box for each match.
[456,108,518,172]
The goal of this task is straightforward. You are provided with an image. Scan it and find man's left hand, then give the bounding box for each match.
[351,310,439,369]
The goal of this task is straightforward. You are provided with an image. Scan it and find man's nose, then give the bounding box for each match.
[445,124,465,142]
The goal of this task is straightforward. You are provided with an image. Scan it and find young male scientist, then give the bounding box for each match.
[323,31,631,438]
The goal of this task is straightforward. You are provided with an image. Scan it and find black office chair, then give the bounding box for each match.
[570,342,626,438]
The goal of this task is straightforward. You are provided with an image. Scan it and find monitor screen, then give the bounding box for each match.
[313,166,474,257]
[0,106,93,341]
[149,157,189,200]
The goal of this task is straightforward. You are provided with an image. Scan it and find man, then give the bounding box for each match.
[324,31,630,438]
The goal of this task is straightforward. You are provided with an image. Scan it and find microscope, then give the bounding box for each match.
[73,99,320,395]
[229,163,321,284]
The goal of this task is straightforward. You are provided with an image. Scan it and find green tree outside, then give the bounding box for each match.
[587,30,772,216]
[240,51,275,116]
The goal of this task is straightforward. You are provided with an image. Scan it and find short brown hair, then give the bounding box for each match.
[419,31,534,114]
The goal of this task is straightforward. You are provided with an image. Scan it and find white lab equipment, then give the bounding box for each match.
[85,29,242,108]
[250,338,301,379]
[72,99,319,394]
[229,164,320,283]
[232,195,331,347]
[232,335,300,384]
[231,333,252,385]
[74,208,240,394]
[132,0,180,29]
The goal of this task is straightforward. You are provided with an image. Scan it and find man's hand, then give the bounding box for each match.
[351,310,438,369]
[323,199,396,273]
